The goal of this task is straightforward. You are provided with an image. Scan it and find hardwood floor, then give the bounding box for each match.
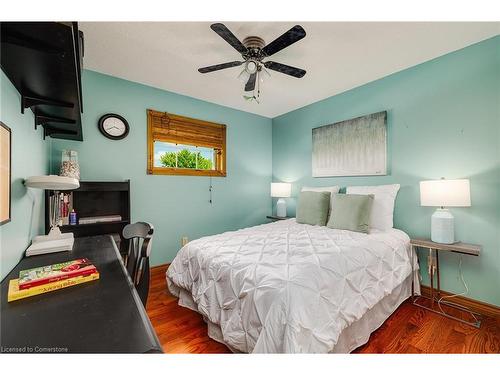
[146,265,231,353]
[146,265,500,354]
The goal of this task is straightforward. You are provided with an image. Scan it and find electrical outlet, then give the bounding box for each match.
[181,237,189,246]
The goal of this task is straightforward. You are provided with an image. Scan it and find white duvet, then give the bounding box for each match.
[167,219,413,353]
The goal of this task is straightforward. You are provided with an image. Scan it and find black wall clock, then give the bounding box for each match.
[98,114,130,140]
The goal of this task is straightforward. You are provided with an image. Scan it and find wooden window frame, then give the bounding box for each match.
[147,109,226,177]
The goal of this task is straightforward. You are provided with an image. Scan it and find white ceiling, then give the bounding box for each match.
[80,22,499,118]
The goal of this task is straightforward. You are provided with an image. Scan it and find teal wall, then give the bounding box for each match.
[50,70,272,266]
[0,71,48,280]
[272,36,500,305]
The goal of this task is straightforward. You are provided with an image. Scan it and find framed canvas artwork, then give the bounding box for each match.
[1,121,11,225]
[312,111,387,177]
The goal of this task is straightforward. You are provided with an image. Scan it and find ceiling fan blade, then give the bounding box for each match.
[261,25,306,57]
[198,61,243,73]
[244,73,257,92]
[210,23,247,54]
[264,61,306,78]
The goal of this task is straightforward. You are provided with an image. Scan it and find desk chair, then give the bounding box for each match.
[123,222,154,306]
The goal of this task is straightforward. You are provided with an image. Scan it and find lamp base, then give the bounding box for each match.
[276,198,287,218]
[26,226,74,257]
[431,208,455,244]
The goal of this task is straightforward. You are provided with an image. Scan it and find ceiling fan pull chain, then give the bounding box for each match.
[258,70,261,97]
[209,176,213,205]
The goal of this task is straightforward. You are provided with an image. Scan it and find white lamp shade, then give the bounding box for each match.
[420,179,470,207]
[25,175,80,190]
[271,182,291,198]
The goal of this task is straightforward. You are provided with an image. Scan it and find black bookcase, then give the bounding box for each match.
[45,181,130,247]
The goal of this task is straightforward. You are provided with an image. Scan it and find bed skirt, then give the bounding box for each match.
[170,271,420,353]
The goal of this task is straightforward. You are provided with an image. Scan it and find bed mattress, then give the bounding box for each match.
[167,219,418,353]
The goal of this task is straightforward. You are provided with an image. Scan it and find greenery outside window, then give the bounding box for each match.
[154,142,215,170]
[147,109,226,176]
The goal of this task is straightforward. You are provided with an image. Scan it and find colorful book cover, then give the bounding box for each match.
[8,272,100,302]
[18,258,97,290]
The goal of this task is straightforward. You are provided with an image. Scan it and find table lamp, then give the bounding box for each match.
[271,182,291,218]
[419,178,470,244]
[24,175,80,256]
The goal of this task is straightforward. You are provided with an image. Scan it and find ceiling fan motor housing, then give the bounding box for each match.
[243,36,265,49]
[242,36,266,60]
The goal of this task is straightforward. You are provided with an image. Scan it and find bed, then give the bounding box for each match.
[166,218,420,353]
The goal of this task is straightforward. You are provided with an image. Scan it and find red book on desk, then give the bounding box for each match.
[18,258,97,290]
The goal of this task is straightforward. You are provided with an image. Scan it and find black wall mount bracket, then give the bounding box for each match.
[22,94,74,114]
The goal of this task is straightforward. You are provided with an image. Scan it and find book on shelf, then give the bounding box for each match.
[49,191,73,226]
[78,215,122,225]
[18,258,97,290]
[8,273,100,302]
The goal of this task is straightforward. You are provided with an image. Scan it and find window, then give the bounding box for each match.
[147,109,226,176]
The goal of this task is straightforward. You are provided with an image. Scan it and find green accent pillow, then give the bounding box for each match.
[296,191,331,226]
[327,193,374,233]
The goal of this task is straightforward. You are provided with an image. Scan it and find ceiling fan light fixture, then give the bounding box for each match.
[237,68,250,83]
[245,60,258,74]
[259,66,271,83]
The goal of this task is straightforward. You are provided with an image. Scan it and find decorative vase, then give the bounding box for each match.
[60,150,80,180]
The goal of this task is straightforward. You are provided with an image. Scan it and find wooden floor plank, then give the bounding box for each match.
[147,265,500,354]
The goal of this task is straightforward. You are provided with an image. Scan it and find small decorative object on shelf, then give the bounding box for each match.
[60,150,80,180]
[69,209,78,225]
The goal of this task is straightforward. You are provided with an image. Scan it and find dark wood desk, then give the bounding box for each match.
[0,235,162,353]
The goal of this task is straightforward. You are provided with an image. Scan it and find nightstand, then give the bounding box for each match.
[410,238,482,327]
[266,215,291,221]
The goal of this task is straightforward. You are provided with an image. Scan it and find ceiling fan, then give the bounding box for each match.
[198,23,307,102]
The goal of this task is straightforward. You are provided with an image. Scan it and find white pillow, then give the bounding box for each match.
[345,184,400,231]
[301,186,340,216]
